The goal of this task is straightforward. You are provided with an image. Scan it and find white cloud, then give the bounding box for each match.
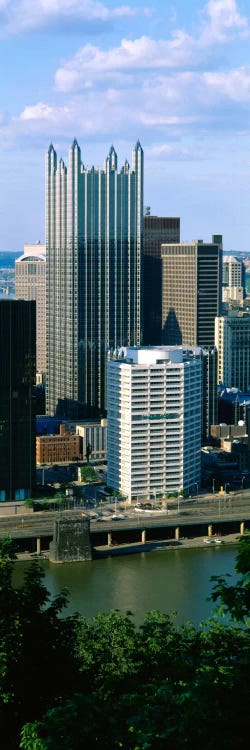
[54,0,250,93]
[0,0,136,35]
[204,66,250,100]
[203,0,248,42]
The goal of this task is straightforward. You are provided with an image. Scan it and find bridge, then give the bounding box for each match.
[0,494,250,559]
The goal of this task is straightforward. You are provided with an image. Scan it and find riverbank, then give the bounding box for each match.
[15,532,240,562]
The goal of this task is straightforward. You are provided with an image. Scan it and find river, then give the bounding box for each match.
[13,544,238,626]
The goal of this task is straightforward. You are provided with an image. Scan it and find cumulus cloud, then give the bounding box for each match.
[54,0,250,93]
[0,0,136,35]
[203,0,248,42]
[2,1,250,156]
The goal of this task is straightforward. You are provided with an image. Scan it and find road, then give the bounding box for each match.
[1,493,250,540]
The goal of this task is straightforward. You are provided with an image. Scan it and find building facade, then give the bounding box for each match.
[36,424,81,464]
[0,297,36,501]
[222,255,245,307]
[46,140,143,419]
[107,346,202,503]
[15,243,46,376]
[75,419,107,461]
[143,215,180,345]
[215,311,250,391]
[161,235,222,348]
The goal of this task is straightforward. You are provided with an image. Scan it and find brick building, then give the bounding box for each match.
[36,424,81,464]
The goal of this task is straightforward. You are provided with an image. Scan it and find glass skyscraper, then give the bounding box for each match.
[46,140,143,418]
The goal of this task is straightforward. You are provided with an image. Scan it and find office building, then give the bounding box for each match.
[0,296,36,501]
[107,346,202,503]
[46,139,143,419]
[143,215,180,344]
[222,255,245,306]
[161,235,222,347]
[215,311,250,391]
[75,419,107,462]
[15,243,46,376]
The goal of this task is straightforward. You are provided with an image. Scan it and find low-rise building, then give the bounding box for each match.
[36,424,81,464]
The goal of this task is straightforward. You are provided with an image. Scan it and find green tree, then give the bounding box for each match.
[210,530,250,624]
[80,466,96,483]
[0,538,78,750]
[1,536,250,750]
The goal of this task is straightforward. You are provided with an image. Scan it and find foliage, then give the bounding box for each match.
[1,536,250,749]
[210,530,250,624]
[0,537,77,750]
[80,466,97,482]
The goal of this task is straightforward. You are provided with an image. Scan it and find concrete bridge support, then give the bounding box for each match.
[175,527,179,541]
[36,537,41,554]
[141,529,146,544]
[240,521,245,535]
[208,524,213,537]
[108,532,112,547]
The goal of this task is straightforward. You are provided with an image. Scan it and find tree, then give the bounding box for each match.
[210,530,250,624]
[0,537,78,750]
[1,536,250,750]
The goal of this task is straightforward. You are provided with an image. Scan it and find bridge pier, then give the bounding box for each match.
[108,532,112,547]
[36,537,41,554]
[240,521,245,535]
[141,529,146,544]
[208,524,213,537]
[175,527,179,541]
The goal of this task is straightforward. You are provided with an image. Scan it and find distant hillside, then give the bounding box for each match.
[0,252,19,268]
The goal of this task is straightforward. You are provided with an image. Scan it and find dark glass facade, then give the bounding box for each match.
[0,298,36,501]
[143,216,180,345]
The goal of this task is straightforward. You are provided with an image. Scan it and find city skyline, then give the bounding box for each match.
[1,0,250,252]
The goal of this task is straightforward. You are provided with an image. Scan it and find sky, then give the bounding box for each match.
[0,0,250,252]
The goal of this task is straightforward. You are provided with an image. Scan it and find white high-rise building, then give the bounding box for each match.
[222,255,244,306]
[215,311,250,390]
[107,346,202,503]
[15,243,46,376]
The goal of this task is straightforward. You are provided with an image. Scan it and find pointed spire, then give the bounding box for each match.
[71,137,80,150]
[135,139,143,151]
[107,144,117,171]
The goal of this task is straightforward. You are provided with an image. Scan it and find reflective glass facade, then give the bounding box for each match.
[46,141,143,418]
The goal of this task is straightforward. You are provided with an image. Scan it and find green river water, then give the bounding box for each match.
[14,545,238,626]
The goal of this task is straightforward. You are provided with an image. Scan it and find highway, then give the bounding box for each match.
[0,492,250,540]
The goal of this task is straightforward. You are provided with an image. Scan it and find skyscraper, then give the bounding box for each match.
[46,140,143,418]
[215,310,250,390]
[15,243,46,377]
[143,215,180,345]
[161,235,222,347]
[107,346,202,503]
[0,296,36,502]
[222,254,245,307]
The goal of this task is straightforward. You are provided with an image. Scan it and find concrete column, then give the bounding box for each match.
[141,529,146,544]
[208,525,213,537]
[108,532,112,547]
[240,522,245,535]
[175,527,179,541]
[36,537,41,554]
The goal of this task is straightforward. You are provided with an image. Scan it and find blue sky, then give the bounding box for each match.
[0,0,250,251]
